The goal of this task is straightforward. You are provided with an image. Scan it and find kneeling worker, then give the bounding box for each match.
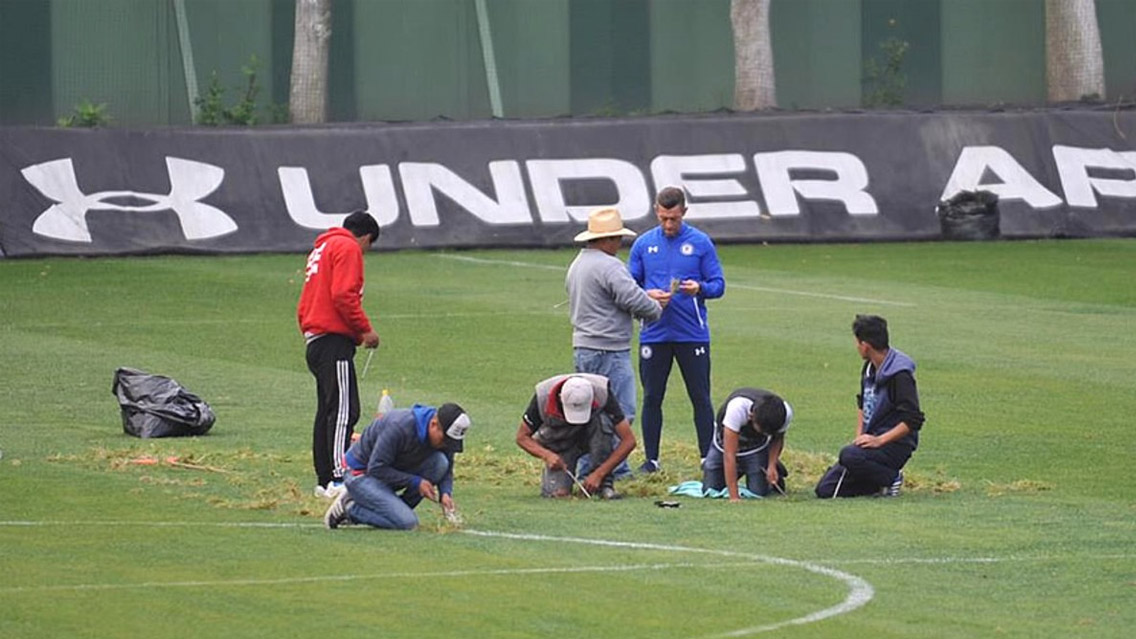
[324,402,471,530]
[702,388,793,501]
[516,374,635,500]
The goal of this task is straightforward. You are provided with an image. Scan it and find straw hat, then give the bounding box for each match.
[573,207,638,242]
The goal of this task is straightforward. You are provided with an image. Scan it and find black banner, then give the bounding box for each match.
[2,108,1136,257]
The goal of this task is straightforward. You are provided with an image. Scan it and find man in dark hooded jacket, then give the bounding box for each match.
[815,315,925,498]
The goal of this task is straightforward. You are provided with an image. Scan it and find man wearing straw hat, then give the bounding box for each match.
[566,208,664,479]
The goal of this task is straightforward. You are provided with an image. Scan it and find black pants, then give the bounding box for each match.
[305,334,360,487]
[814,442,911,498]
[638,341,715,460]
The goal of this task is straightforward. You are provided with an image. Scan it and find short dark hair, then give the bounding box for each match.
[751,394,787,436]
[852,314,889,350]
[655,186,686,210]
[343,210,380,243]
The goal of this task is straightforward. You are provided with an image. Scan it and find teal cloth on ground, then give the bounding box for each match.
[668,480,762,499]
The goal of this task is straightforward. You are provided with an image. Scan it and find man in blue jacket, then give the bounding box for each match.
[628,186,726,472]
[815,315,925,498]
[324,402,471,529]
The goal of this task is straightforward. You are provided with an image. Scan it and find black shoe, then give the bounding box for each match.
[638,460,660,474]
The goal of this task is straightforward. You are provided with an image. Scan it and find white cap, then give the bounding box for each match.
[559,377,594,425]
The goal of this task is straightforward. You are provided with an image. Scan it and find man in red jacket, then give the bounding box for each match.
[297,210,381,498]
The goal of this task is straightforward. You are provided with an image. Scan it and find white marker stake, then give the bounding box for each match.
[360,349,375,380]
[564,468,592,499]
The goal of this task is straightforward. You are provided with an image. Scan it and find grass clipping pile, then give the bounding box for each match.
[45,440,963,523]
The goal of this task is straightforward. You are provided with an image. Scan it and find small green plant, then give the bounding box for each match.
[194,55,264,126]
[56,99,112,127]
[863,19,909,108]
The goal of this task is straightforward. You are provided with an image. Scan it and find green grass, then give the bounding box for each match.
[1,239,1133,638]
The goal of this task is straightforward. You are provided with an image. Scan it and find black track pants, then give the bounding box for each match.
[305,334,360,487]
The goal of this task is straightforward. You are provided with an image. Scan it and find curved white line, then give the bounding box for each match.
[1,519,870,635]
[461,529,874,637]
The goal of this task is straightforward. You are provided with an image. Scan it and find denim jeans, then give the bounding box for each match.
[344,451,449,530]
[702,445,777,496]
[573,347,634,478]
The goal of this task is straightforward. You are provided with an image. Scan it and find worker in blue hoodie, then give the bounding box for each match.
[628,186,725,473]
[324,403,471,529]
[815,315,925,498]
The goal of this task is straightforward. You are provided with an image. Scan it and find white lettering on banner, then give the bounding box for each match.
[754,151,879,216]
[399,161,531,226]
[526,158,650,222]
[1053,145,1136,208]
[650,154,762,219]
[279,165,399,229]
[22,157,236,243]
[940,146,1064,208]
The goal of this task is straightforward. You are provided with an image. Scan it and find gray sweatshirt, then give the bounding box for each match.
[566,247,663,350]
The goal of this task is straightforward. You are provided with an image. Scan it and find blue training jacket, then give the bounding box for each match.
[628,223,725,344]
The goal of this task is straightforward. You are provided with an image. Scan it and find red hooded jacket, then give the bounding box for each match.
[297,227,373,343]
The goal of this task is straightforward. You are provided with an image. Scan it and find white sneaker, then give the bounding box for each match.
[323,491,352,529]
[881,471,904,497]
[314,482,346,499]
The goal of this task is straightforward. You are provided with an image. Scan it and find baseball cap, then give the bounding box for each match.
[559,377,594,425]
[437,403,471,453]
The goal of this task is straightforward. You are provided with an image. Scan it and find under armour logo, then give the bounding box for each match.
[22,157,237,243]
[647,246,659,254]
[694,347,706,356]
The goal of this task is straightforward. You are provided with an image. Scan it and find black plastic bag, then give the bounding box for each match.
[112,367,215,438]
[936,190,1000,240]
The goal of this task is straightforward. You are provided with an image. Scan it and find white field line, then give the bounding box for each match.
[463,530,873,637]
[4,520,1131,635]
[438,253,914,307]
[439,253,566,271]
[0,560,757,594]
[0,519,871,636]
[729,283,915,307]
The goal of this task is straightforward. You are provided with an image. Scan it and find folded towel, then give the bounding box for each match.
[668,480,762,499]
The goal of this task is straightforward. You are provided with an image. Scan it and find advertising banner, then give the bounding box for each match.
[2,108,1135,257]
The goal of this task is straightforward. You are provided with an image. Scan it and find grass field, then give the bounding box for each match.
[1,239,1133,638]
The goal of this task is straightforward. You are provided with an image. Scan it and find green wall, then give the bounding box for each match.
[940,0,1045,106]
[2,0,1135,126]
[772,0,863,109]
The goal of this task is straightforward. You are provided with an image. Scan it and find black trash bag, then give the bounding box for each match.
[112,367,215,438]
[936,190,1000,241]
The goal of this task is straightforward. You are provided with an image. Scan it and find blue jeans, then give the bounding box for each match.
[702,445,786,496]
[573,348,637,422]
[573,347,634,478]
[344,452,449,530]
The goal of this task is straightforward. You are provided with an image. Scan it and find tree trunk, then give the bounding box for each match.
[290,0,332,124]
[731,0,776,110]
[1046,0,1105,102]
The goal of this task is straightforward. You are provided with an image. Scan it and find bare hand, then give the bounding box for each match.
[678,280,701,296]
[854,433,882,449]
[544,453,566,471]
[646,289,672,308]
[361,330,380,348]
[419,479,438,502]
[583,470,603,494]
[765,465,780,486]
[440,493,455,511]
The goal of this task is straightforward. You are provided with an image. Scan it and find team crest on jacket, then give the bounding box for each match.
[640,345,653,359]
[681,243,694,255]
